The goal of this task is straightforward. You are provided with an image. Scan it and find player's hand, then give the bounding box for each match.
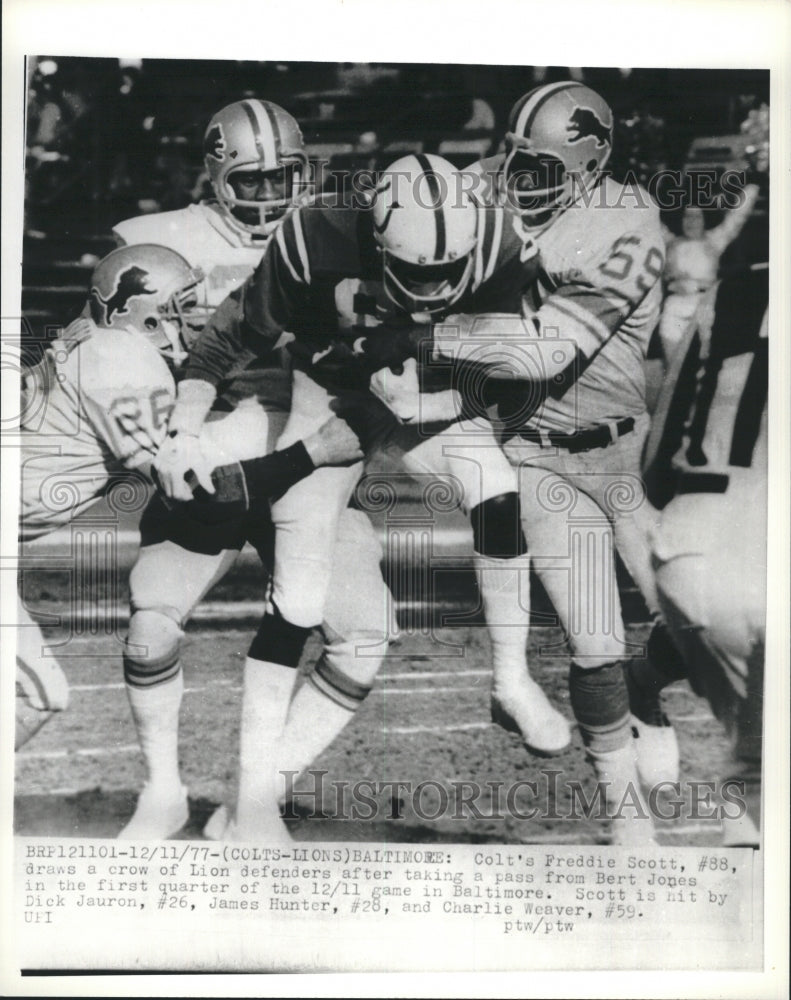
[369,358,420,423]
[153,432,216,501]
[303,416,364,467]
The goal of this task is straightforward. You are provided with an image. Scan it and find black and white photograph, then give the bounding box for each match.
[2,0,789,991]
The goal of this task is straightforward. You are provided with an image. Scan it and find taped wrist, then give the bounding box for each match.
[186,442,316,522]
[168,379,217,436]
[241,441,316,503]
[470,492,528,558]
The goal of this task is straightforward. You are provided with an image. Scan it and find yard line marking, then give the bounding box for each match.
[78,743,138,758]
[31,787,83,797]
[27,599,477,627]
[69,678,488,695]
[513,833,610,844]
[383,722,493,735]
[662,824,723,836]
[18,743,139,760]
[70,682,125,691]
[28,525,475,550]
[26,602,653,629]
[384,669,491,680]
[673,713,716,723]
[69,682,239,694]
[377,685,484,696]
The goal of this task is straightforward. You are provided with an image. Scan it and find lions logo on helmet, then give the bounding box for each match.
[88,244,206,366]
[372,153,478,316]
[503,81,613,224]
[90,265,156,325]
[203,99,309,237]
[204,122,227,163]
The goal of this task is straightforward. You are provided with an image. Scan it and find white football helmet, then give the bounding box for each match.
[88,244,206,366]
[203,99,309,237]
[371,153,478,315]
[503,81,613,224]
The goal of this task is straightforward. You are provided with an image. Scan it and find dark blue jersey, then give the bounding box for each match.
[185,197,541,395]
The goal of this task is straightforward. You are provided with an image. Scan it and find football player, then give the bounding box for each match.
[16,244,195,750]
[114,99,311,313]
[15,244,366,763]
[435,81,685,842]
[112,100,393,841]
[155,153,576,840]
[644,265,768,847]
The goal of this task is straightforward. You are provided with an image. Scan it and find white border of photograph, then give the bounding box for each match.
[2,0,789,996]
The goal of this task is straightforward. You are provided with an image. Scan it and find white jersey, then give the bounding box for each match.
[113,202,290,411]
[520,178,664,432]
[467,161,665,433]
[114,202,265,307]
[20,319,175,541]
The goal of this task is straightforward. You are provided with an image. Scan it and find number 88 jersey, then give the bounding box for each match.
[517,175,665,434]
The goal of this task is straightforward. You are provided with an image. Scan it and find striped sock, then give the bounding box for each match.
[277,652,373,786]
[123,657,184,793]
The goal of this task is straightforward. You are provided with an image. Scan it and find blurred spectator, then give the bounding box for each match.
[462,97,495,131]
[25,59,91,230]
[657,98,768,365]
[658,187,760,364]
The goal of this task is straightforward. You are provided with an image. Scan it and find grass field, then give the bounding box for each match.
[15,607,734,846]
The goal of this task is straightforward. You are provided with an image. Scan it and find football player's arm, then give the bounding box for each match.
[369,358,463,424]
[432,313,578,381]
[158,231,303,500]
[435,233,664,384]
[177,415,363,522]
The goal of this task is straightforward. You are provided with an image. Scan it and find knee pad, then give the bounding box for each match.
[123,610,183,688]
[249,606,311,668]
[470,491,528,558]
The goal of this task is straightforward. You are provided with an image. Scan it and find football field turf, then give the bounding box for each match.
[16,618,733,846]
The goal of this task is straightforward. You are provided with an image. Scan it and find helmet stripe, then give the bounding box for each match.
[257,100,282,162]
[473,199,487,288]
[482,205,503,284]
[240,100,273,166]
[415,153,446,261]
[513,80,586,138]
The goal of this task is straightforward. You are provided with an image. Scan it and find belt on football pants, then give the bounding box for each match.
[675,472,729,495]
[516,416,636,453]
